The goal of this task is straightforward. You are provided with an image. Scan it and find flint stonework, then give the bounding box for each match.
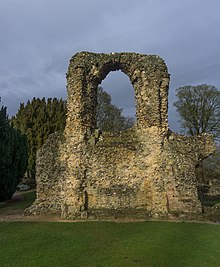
[26,52,215,220]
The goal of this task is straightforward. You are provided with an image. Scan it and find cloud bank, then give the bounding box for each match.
[0,0,220,131]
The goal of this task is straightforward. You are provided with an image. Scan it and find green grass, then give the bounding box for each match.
[1,221,220,267]
[1,192,220,266]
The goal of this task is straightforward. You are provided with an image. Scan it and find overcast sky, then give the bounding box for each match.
[0,0,220,132]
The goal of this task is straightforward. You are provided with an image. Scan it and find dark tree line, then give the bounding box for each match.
[0,101,28,201]
[12,97,66,180]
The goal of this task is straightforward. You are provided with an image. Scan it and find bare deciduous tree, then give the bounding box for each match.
[174,84,220,137]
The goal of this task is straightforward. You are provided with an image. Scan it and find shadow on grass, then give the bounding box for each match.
[0,190,36,215]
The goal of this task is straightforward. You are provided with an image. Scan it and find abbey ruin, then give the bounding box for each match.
[26,52,215,220]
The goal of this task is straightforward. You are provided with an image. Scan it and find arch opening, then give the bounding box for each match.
[96,70,136,132]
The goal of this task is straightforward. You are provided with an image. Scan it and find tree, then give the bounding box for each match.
[12,98,66,180]
[174,84,220,184]
[174,84,220,137]
[96,87,134,131]
[0,101,28,201]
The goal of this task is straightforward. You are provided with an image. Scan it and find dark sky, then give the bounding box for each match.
[0,0,220,132]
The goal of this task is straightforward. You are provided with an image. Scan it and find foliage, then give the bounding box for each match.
[174,84,220,137]
[12,97,66,180]
[174,84,220,183]
[1,221,220,266]
[96,87,134,131]
[0,102,28,201]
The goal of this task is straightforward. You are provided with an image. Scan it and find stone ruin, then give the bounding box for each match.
[27,52,215,220]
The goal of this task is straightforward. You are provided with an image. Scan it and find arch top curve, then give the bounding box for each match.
[66,51,170,137]
[67,51,169,84]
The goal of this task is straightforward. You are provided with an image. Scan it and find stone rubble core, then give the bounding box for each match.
[26,52,215,220]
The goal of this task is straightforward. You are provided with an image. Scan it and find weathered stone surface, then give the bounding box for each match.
[26,52,215,220]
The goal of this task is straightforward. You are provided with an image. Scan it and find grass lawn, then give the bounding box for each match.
[1,191,220,266]
[1,220,220,267]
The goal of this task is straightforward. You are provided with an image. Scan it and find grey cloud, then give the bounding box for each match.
[0,0,220,131]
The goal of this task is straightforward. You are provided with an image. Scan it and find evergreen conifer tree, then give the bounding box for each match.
[0,101,28,201]
[12,98,66,180]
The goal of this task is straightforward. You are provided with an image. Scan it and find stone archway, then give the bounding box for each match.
[27,52,215,220]
[65,52,170,140]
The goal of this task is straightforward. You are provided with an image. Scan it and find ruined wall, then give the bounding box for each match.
[26,52,215,220]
